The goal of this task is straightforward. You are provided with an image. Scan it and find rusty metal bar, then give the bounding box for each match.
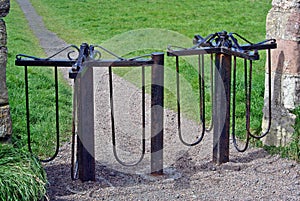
[151,52,164,175]
[213,53,231,164]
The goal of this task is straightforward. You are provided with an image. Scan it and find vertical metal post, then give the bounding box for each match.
[213,53,231,164]
[76,65,95,181]
[151,52,164,175]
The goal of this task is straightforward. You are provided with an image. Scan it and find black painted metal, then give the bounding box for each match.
[16,43,165,181]
[248,49,272,139]
[206,54,214,132]
[15,45,80,163]
[168,31,277,163]
[23,65,60,162]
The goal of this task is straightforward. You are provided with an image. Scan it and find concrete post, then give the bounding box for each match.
[0,0,11,142]
[262,0,300,146]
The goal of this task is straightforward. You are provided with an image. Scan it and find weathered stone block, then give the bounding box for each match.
[262,72,295,146]
[282,74,300,109]
[0,46,8,104]
[0,0,9,18]
[269,39,300,74]
[0,104,12,140]
[262,111,295,146]
[0,19,6,46]
[263,0,300,147]
[272,0,300,11]
[0,0,10,142]
[266,10,300,41]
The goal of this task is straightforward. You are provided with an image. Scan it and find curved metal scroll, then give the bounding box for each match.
[108,66,146,166]
[17,45,80,61]
[176,55,206,146]
[24,66,60,162]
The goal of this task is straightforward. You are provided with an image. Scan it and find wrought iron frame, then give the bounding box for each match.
[167,31,277,163]
[15,43,165,181]
[15,30,277,181]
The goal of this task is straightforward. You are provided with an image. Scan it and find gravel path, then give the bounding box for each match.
[17,1,300,200]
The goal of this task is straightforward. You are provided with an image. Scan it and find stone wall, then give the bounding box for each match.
[0,0,11,142]
[262,0,300,146]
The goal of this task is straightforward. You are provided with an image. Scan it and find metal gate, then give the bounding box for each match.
[15,31,277,182]
[15,43,165,181]
[167,31,276,164]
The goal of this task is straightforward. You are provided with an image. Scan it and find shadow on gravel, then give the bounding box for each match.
[44,148,274,200]
[44,160,183,200]
[229,149,270,163]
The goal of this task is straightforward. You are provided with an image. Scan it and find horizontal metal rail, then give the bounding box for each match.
[15,59,76,67]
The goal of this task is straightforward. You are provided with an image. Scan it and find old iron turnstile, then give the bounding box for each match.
[167,31,276,164]
[15,31,277,182]
[16,43,165,181]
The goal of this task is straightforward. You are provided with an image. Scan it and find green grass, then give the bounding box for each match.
[29,0,271,44]
[6,0,73,158]
[0,144,47,201]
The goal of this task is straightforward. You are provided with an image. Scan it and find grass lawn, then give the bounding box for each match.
[29,0,271,44]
